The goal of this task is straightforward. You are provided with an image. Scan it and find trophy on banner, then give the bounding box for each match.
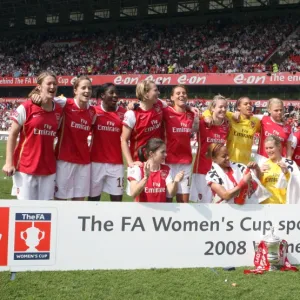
[262,227,281,271]
[246,227,298,274]
[20,222,45,252]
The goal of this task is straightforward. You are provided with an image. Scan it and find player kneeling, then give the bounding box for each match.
[127,138,184,202]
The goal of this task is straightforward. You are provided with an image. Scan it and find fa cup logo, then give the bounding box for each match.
[20,222,45,252]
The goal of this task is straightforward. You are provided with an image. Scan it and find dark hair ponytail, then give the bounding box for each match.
[138,145,147,162]
[137,138,165,162]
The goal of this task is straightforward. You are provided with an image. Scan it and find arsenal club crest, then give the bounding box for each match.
[160,170,168,180]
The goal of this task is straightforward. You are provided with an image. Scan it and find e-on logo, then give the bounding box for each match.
[14,213,52,260]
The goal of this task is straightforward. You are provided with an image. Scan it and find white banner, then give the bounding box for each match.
[1,201,300,272]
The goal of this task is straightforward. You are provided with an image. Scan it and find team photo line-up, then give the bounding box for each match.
[2,71,300,204]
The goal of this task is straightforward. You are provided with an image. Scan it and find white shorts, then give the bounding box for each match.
[12,172,55,200]
[55,161,90,199]
[189,174,212,203]
[167,164,192,195]
[90,163,124,197]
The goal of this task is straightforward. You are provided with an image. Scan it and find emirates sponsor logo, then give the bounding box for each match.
[33,124,56,136]
[145,120,161,132]
[70,119,90,131]
[145,183,166,193]
[207,137,226,143]
[172,127,191,133]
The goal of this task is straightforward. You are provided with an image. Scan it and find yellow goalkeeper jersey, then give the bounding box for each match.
[260,159,289,204]
[202,111,260,164]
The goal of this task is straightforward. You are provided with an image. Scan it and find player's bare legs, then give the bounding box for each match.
[110,195,122,201]
[176,194,189,203]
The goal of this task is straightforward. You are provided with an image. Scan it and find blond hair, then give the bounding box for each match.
[136,80,156,101]
[208,94,228,112]
[265,135,282,148]
[28,71,57,98]
[267,98,284,110]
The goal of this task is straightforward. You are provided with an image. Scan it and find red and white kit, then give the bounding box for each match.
[190,118,230,203]
[127,164,173,202]
[123,101,164,161]
[55,97,96,198]
[258,116,293,158]
[292,130,300,166]
[163,106,194,194]
[90,104,126,196]
[11,100,63,200]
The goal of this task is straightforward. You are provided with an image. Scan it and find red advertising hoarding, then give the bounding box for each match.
[0,72,300,87]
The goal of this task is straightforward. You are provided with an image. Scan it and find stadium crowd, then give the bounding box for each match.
[0,100,20,131]
[0,16,298,77]
[279,30,300,72]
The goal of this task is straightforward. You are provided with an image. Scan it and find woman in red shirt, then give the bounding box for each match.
[127,138,184,202]
[2,71,63,200]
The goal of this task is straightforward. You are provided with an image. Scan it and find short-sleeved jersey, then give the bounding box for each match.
[258,116,292,158]
[292,130,300,166]
[55,98,96,164]
[163,106,194,164]
[226,112,260,164]
[90,104,126,164]
[123,101,163,161]
[12,101,63,175]
[260,159,289,204]
[202,110,260,164]
[127,164,173,202]
[193,119,230,174]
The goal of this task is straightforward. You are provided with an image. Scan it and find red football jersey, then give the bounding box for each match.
[90,104,126,164]
[127,164,173,202]
[123,101,163,161]
[55,98,96,164]
[292,130,300,166]
[12,101,63,175]
[163,106,194,164]
[193,119,230,174]
[258,116,292,157]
